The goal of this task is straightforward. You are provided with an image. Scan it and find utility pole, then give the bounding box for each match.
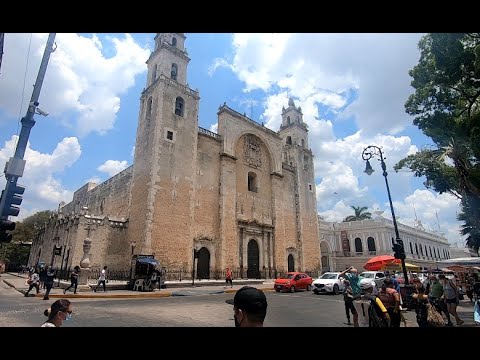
[0,33,56,238]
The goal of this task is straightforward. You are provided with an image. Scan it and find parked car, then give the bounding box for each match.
[312,272,344,295]
[358,271,386,289]
[274,272,313,293]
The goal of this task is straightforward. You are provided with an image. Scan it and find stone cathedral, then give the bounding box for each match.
[28,33,321,279]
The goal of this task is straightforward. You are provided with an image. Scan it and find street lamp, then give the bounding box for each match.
[130,241,137,284]
[361,145,409,286]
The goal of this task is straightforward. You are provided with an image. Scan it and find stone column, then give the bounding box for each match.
[77,238,92,291]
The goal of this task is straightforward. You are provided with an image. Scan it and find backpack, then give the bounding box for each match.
[365,295,390,327]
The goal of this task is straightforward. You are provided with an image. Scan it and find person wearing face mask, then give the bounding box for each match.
[225,286,267,327]
[41,299,73,327]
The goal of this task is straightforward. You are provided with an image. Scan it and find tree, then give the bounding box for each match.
[394,33,480,252]
[0,210,54,268]
[343,206,372,222]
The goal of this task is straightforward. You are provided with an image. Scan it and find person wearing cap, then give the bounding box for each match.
[352,278,390,327]
[225,286,267,327]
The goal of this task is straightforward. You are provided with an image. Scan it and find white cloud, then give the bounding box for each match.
[85,176,102,185]
[0,33,150,137]
[215,33,423,135]
[208,58,231,76]
[209,123,218,133]
[97,160,128,177]
[130,146,135,158]
[0,136,81,219]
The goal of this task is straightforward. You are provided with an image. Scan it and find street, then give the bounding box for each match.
[0,276,349,327]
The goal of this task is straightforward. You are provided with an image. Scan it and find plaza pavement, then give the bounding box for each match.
[1,272,478,327]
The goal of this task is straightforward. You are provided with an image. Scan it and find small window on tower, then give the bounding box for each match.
[152,64,157,84]
[248,172,257,192]
[309,184,313,191]
[286,136,292,145]
[146,97,153,119]
[175,97,184,116]
[167,131,173,140]
[287,116,291,124]
[171,63,178,81]
[172,37,177,47]
[304,155,309,170]
[301,139,305,147]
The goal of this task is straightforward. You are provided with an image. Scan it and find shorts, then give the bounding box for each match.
[445,298,458,304]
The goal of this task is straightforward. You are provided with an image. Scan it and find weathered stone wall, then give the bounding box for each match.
[234,134,273,226]
[193,133,222,268]
[148,78,199,270]
[60,166,133,219]
[277,167,299,271]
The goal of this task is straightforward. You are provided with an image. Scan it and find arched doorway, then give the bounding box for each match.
[367,237,376,254]
[196,247,210,279]
[320,241,330,273]
[247,239,260,278]
[354,237,363,254]
[287,254,295,272]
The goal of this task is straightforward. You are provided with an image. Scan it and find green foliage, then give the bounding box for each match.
[343,206,372,222]
[0,210,54,267]
[396,33,480,252]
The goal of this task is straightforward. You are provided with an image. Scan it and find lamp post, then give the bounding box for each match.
[130,241,137,283]
[362,145,409,285]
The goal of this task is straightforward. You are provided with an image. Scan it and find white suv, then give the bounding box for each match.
[312,272,345,295]
[358,271,386,289]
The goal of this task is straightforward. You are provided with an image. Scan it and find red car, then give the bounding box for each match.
[274,272,313,293]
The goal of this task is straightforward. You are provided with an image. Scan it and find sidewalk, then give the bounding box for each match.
[1,272,275,299]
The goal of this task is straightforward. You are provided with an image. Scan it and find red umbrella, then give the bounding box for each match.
[363,255,400,271]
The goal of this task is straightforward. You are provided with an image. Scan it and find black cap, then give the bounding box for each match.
[225,286,267,315]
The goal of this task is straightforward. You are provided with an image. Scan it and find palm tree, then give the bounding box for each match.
[343,206,372,222]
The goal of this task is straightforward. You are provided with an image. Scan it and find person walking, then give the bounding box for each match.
[439,274,464,326]
[225,286,267,327]
[24,269,40,297]
[352,279,390,327]
[225,267,233,288]
[41,299,73,327]
[43,265,56,300]
[377,278,401,327]
[342,279,357,326]
[64,266,80,294]
[428,274,453,326]
[411,284,430,327]
[94,266,108,292]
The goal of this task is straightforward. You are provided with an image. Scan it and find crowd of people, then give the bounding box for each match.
[338,266,480,327]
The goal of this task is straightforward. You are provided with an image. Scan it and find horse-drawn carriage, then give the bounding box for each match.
[129,255,164,292]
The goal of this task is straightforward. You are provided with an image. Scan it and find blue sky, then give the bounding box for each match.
[0,33,464,246]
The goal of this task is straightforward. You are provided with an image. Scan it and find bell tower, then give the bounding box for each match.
[278,98,319,271]
[128,33,200,267]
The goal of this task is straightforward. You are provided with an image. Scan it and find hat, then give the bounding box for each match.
[360,278,374,290]
[225,286,267,315]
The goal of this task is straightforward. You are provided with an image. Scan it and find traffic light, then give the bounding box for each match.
[1,183,26,217]
[0,219,16,231]
[393,242,406,260]
[0,219,16,243]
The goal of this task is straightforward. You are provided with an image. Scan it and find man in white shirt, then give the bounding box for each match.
[94,266,108,292]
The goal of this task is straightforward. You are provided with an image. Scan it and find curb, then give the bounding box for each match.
[3,277,275,300]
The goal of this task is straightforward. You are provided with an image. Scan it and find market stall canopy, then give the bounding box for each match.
[436,257,480,267]
[446,265,469,273]
[364,255,399,271]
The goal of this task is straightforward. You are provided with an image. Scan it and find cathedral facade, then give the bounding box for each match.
[28,33,321,278]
